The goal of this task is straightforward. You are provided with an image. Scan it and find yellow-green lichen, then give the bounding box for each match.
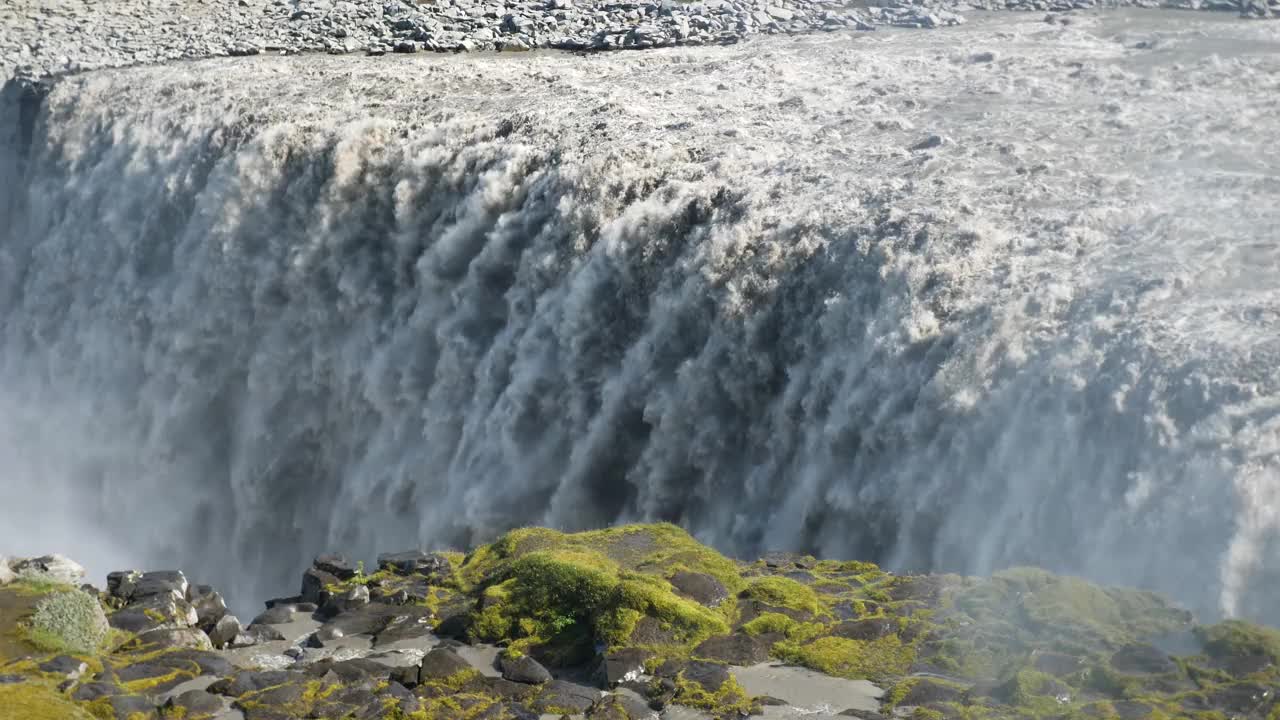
[774,634,915,681]
[741,576,823,616]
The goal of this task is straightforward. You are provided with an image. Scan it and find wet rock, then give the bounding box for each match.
[693,633,772,665]
[501,653,552,684]
[669,572,728,608]
[12,554,85,586]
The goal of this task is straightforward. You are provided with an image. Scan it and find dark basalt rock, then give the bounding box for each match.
[532,679,598,713]
[131,570,188,600]
[596,647,654,687]
[165,689,225,715]
[669,571,728,608]
[72,681,121,702]
[500,653,552,684]
[839,710,887,719]
[587,693,653,720]
[251,605,297,626]
[418,647,474,683]
[314,553,359,580]
[105,694,159,719]
[301,567,338,606]
[377,550,453,580]
[207,670,293,697]
[628,615,679,645]
[484,676,540,701]
[693,633,772,665]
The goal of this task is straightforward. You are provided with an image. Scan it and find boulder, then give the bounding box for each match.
[532,679,598,713]
[165,689,225,716]
[189,585,228,630]
[104,694,159,719]
[0,556,15,586]
[587,693,653,720]
[314,554,358,580]
[500,654,552,684]
[668,572,728,608]
[106,570,141,601]
[418,648,474,683]
[208,614,242,649]
[320,585,369,617]
[301,567,338,605]
[38,655,88,682]
[131,571,188,601]
[693,633,772,665]
[12,554,86,585]
[131,627,213,652]
[376,550,453,580]
[251,605,297,626]
[596,648,654,687]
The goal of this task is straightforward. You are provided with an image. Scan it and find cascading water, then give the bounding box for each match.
[2,15,1279,620]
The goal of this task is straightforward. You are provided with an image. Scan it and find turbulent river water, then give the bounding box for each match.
[2,12,1279,621]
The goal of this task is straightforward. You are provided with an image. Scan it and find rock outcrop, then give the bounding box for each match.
[2,525,1280,719]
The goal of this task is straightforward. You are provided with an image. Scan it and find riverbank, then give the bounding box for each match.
[2,524,1279,719]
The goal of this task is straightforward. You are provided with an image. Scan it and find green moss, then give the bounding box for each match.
[741,576,823,616]
[0,681,96,720]
[1195,620,1280,662]
[672,673,754,716]
[741,612,798,636]
[461,528,733,660]
[7,577,77,597]
[773,634,915,681]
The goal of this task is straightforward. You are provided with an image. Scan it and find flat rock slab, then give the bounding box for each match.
[733,663,883,714]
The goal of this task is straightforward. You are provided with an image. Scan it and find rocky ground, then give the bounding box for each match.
[2,524,1280,719]
[2,0,1277,81]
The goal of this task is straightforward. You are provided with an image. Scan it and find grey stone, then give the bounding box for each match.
[500,653,552,684]
[208,614,242,649]
[12,554,86,586]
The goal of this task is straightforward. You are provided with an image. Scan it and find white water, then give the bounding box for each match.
[2,13,1280,621]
